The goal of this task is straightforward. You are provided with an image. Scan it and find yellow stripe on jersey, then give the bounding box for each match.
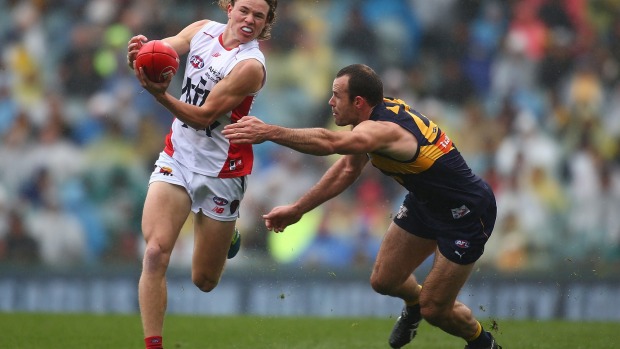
[369,101,455,175]
[387,101,440,144]
[370,153,429,174]
[369,138,455,175]
[410,110,439,143]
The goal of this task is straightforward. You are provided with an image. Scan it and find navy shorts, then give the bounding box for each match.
[393,191,497,265]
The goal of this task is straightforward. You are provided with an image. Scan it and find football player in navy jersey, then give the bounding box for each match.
[223,64,501,349]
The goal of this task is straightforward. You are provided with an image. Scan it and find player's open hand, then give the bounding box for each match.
[263,205,303,233]
[223,116,270,144]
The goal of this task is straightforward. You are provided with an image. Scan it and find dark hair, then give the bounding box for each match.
[336,64,383,107]
[219,0,278,41]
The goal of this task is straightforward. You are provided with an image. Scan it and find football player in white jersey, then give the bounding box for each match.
[126,1,277,348]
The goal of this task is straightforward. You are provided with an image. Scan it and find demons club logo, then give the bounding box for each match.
[213,196,229,206]
[190,55,205,69]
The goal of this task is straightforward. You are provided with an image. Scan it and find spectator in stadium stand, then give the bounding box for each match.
[126,1,278,348]
[2,210,40,265]
[223,64,502,349]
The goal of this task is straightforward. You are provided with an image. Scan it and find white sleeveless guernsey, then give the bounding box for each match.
[163,21,265,178]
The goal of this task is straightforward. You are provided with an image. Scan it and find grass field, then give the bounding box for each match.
[0,313,617,348]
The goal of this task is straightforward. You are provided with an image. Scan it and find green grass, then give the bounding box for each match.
[0,313,617,348]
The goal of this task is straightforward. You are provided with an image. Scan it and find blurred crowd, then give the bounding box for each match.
[0,0,619,275]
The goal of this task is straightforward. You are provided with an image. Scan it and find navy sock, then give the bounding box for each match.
[467,330,492,349]
[467,328,492,349]
[406,303,422,321]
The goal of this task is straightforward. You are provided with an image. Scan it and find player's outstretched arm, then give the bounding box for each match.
[263,154,368,232]
[224,116,340,155]
[224,117,405,156]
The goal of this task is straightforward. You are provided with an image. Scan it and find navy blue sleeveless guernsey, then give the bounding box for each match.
[367,97,492,221]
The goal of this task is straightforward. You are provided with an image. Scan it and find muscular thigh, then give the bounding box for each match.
[192,213,236,276]
[421,252,475,308]
[142,181,192,252]
[373,222,436,285]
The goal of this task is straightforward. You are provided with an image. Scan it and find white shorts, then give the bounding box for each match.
[148,152,247,221]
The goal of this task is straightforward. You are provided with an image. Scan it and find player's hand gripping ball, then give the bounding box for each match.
[135,40,180,82]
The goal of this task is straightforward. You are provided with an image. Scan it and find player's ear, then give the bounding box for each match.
[353,95,366,108]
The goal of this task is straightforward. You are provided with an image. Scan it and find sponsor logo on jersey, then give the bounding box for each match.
[436,132,452,154]
[207,66,223,83]
[451,205,470,219]
[190,55,205,69]
[213,196,229,206]
[229,159,243,171]
[212,52,221,57]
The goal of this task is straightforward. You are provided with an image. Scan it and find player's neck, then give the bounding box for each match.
[220,31,242,50]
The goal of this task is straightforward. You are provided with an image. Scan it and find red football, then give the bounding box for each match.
[135,40,180,82]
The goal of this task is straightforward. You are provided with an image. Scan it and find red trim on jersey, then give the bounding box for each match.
[219,34,236,51]
[163,126,174,157]
[218,96,255,178]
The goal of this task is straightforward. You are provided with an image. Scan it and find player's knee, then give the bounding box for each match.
[192,274,219,293]
[419,302,448,327]
[369,274,393,295]
[142,244,170,274]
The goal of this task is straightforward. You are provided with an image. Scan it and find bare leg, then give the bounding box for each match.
[370,223,436,303]
[191,213,236,292]
[420,251,479,339]
[374,223,483,344]
[139,182,191,338]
